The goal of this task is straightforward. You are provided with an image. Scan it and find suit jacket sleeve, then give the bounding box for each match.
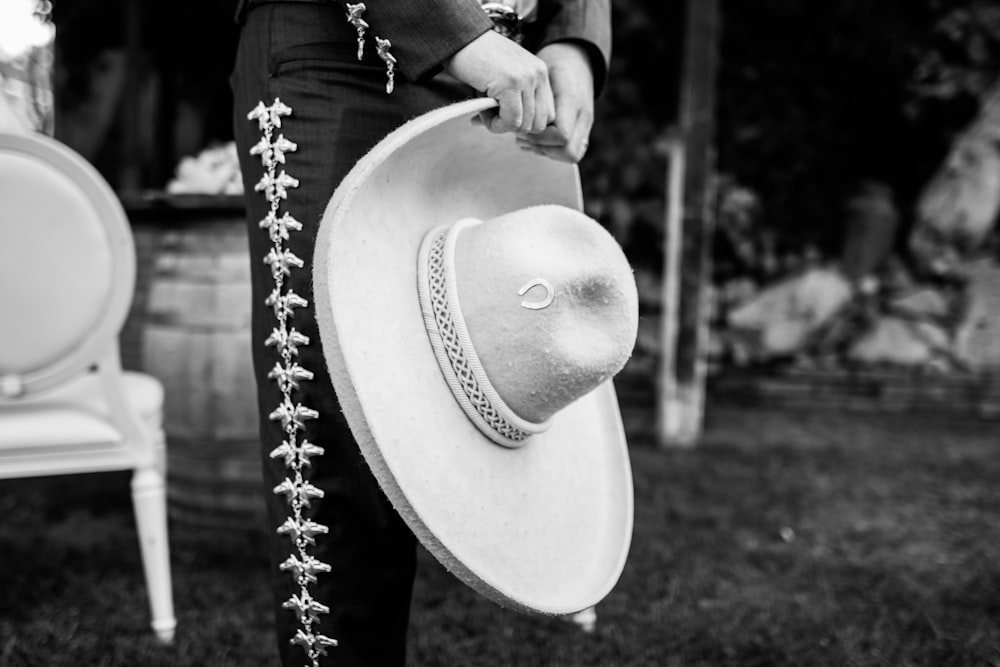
[529,0,612,95]
[351,0,495,82]
[355,0,611,93]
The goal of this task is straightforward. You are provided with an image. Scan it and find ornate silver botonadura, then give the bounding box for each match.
[345,2,369,60]
[248,98,337,666]
[343,3,396,94]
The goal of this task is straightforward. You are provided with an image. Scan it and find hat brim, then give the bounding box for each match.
[313,98,633,615]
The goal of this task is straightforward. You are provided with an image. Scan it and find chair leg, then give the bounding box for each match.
[131,466,177,642]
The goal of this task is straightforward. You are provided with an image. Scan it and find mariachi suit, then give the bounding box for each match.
[230,2,610,665]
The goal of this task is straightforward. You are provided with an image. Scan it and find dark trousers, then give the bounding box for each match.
[230,3,473,664]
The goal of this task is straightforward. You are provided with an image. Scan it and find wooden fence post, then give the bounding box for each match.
[658,0,720,447]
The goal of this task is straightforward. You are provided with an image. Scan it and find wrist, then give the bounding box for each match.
[538,40,594,100]
[537,41,591,70]
[537,38,606,97]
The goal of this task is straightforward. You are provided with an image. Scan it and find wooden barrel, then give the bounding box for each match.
[139,208,266,531]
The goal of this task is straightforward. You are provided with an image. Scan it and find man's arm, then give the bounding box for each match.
[351,0,494,81]
[351,0,611,144]
[528,0,611,94]
[519,0,612,163]
[353,1,556,133]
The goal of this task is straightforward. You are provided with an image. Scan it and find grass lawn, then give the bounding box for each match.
[1,403,998,666]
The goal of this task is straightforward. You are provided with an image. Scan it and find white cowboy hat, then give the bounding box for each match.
[313,98,636,615]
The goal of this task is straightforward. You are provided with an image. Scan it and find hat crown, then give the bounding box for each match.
[434,205,638,438]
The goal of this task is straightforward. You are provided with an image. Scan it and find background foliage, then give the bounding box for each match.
[585,0,1000,277]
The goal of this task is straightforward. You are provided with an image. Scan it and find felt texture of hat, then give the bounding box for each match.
[416,206,638,447]
[313,98,635,615]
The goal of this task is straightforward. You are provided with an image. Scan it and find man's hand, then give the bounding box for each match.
[515,42,595,163]
[445,29,555,134]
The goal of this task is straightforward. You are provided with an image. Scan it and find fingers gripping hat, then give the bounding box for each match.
[313,98,638,615]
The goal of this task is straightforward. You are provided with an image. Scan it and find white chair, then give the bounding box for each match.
[0,131,176,642]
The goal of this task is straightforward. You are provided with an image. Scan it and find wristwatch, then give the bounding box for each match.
[480,2,526,43]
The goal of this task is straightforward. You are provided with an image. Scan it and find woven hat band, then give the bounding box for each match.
[417,219,552,448]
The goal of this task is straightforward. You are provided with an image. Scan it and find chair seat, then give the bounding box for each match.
[0,370,163,468]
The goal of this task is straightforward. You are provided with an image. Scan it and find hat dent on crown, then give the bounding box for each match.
[419,204,639,446]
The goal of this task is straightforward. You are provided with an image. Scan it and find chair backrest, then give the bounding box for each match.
[0,132,136,399]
